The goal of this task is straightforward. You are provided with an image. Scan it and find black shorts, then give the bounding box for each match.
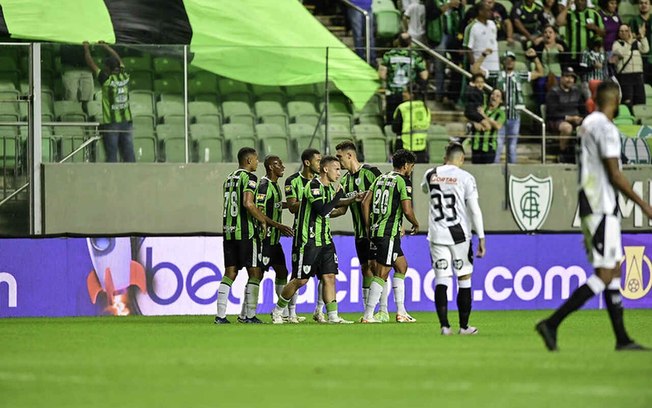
[355,237,372,265]
[261,241,286,271]
[292,242,339,279]
[223,238,261,270]
[371,235,403,267]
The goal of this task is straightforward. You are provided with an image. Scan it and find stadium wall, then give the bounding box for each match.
[42,163,652,234]
[0,234,650,318]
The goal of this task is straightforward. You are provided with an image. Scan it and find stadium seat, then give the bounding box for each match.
[189,71,219,96]
[496,0,512,13]
[157,123,188,162]
[53,100,87,122]
[123,55,152,72]
[222,101,256,127]
[618,0,638,22]
[320,100,353,128]
[359,136,388,163]
[353,124,385,140]
[54,125,86,162]
[255,101,288,132]
[321,123,354,153]
[156,100,185,124]
[614,105,636,126]
[86,100,102,122]
[645,84,652,106]
[374,5,401,39]
[289,123,323,158]
[256,123,290,161]
[190,123,224,163]
[133,126,158,162]
[287,101,320,126]
[194,93,220,106]
[189,101,221,126]
[129,71,154,91]
[218,78,252,104]
[251,84,285,103]
[633,105,652,124]
[153,57,184,74]
[223,123,257,162]
[154,77,184,94]
[0,132,19,170]
[427,125,450,163]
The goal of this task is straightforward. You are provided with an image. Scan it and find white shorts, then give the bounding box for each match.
[581,214,623,269]
[429,240,473,278]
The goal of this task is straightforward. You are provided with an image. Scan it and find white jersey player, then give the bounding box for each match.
[421,143,486,335]
[536,81,652,352]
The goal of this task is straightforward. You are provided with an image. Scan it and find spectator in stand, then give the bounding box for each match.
[545,67,586,163]
[542,0,564,28]
[346,0,376,64]
[533,25,568,104]
[403,0,427,43]
[471,88,506,164]
[392,88,431,163]
[598,0,621,52]
[464,2,499,75]
[463,73,491,133]
[425,0,465,104]
[629,0,652,85]
[557,0,605,71]
[472,48,544,163]
[611,23,649,108]
[462,0,514,43]
[511,0,548,46]
[379,32,429,126]
[579,36,608,99]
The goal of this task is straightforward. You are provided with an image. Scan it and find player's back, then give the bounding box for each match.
[577,111,621,217]
[223,168,258,240]
[422,164,477,245]
[369,171,412,239]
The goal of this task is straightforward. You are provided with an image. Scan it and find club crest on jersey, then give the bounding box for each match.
[509,174,553,232]
[454,259,463,270]
[303,265,311,274]
[285,185,292,194]
[311,188,321,196]
[262,256,270,266]
[248,180,257,189]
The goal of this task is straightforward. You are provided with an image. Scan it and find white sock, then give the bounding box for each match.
[216,282,231,318]
[586,274,607,294]
[393,275,406,315]
[289,292,298,318]
[379,279,390,313]
[362,287,370,308]
[239,298,247,320]
[245,282,260,319]
[315,280,325,314]
[364,280,384,319]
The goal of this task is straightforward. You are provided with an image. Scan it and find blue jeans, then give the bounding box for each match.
[347,8,375,63]
[494,118,520,164]
[434,34,449,100]
[101,122,135,163]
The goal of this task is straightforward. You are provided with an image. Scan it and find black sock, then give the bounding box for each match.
[457,287,472,329]
[547,284,595,328]
[435,284,450,328]
[604,289,632,345]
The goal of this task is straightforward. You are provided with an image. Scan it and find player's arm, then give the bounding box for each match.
[83,41,99,73]
[284,180,300,214]
[361,187,373,237]
[312,189,345,216]
[604,158,652,218]
[401,199,420,235]
[245,191,293,237]
[467,197,486,258]
[99,41,123,65]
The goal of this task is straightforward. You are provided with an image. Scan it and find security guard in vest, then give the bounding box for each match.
[391,88,431,163]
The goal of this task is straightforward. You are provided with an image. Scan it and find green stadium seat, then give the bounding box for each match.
[614,105,636,126]
[189,71,219,95]
[427,125,450,163]
[156,123,188,162]
[251,84,285,103]
[53,100,87,122]
[123,55,152,72]
[496,0,512,13]
[256,124,290,162]
[156,100,185,124]
[190,123,224,163]
[153,57,184,74]
[0,132,19,170]
[130,90,155,112]
[54,125,86,162]
[255,101,288,132]
[374,9,401,39]
[189,101,221,126]
[128,71,154,91]
[86,100,103,122]
[384,124,397,139]
[321,123,354,153]
[320,100,353,128]
[133,116,156,135]
[633,105,652,123]
[133,126,158,163]
[645,84,652,105]
[154,77,183,94]
[619,0,638,22]
[223,123,257,162]
[289,123,323,158]
[353,124,385,139]
[359,136,388,163]
[222,101,255,127]
[285,84,319,105]
[194,93,220,105]
[287,101,320,126]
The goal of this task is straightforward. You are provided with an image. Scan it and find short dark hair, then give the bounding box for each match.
[335,140,357,153]
[301,148,320,163]
[237,147,257,165]
[392,149,417,169]
[471,73,485,83]
[595,80,621,109]
[320,155,340,170]
[103,56,120,71]
[445,142,465,159]
[398,32,412,48]
[264,155,280,172]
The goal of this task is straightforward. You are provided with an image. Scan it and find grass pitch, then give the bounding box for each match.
[1,310,651,408]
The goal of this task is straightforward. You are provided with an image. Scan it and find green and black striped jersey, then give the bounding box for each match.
[296,178,336,248]
[284,172,312,204]
[369,171,413,239]
[256,176,283,245]
[96,66,132,124]
[223,169,258,241]
[340,164,382,238]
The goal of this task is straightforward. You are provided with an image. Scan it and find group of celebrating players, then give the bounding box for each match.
[214,140,486,334]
